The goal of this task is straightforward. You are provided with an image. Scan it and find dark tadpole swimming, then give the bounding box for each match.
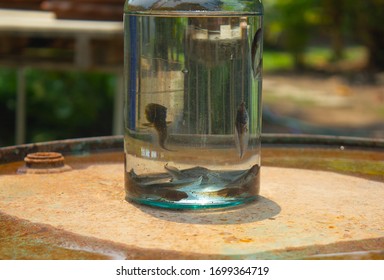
[127,168,203,201]
[216,164,260,197]
[235,102,249,159]
[145,103,170,150]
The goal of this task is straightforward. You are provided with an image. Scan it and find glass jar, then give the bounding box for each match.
[124,0,263,209]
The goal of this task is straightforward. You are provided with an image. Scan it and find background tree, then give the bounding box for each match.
[348,0,384,70]
[320,0,347,61]
[265,0,321,70]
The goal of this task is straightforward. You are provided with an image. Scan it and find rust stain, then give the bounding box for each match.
[223,236,254,244]
[239,238,254,243]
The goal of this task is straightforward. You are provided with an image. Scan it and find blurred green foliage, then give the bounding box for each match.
[0,68,115,146]
[0,69,16,146]
[265,0,384,70]
[265,0,321,69]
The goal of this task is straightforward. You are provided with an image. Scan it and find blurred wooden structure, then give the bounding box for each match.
[0,0,125,19]
[0,7,124,144]
[0,0,44,10]
[41,0,124,21]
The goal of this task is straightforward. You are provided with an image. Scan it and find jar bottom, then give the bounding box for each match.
[126,195,259,210]
[125,166,260,210]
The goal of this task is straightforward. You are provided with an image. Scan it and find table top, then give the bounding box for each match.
[0,135,383,260]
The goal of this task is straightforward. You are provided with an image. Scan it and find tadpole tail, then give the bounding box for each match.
[235,102,249,159]
[155,122,177,151]
[154,122,168,149]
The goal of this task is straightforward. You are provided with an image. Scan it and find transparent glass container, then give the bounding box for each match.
[124,0,263,209]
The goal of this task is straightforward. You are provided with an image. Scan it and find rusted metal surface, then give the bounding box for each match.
[17,152,71,174]
[2,134,383,165]
[0,136,123,165]
[0,135,383,260]
[262,133,384,149]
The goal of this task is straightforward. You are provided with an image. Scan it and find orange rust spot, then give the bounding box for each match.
[240,238,253,243]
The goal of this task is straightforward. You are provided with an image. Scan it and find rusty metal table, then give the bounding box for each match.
[0,134,383,259]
